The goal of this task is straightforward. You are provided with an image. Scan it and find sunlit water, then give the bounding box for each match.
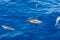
[0,0,60,40]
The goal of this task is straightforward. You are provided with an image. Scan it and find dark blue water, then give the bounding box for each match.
[0,0,60,40]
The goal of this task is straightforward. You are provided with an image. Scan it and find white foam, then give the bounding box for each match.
[2,25,15,30]
[55,16,60,26]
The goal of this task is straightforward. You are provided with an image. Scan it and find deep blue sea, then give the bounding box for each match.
[0,0,60,40]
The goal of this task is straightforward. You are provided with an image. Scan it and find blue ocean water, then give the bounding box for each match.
[0,0,60,40]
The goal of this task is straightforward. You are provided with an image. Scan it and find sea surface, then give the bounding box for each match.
[0,0,60,40]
